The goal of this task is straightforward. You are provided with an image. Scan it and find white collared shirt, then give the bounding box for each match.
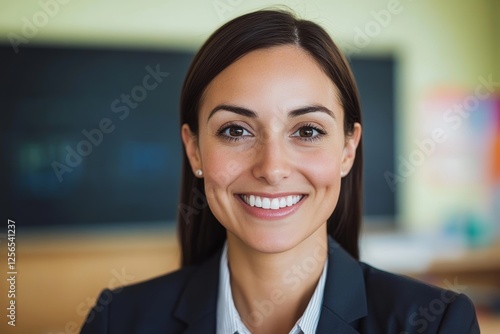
[216,242,327,334]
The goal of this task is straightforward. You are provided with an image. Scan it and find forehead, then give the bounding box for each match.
[201,45,341,117]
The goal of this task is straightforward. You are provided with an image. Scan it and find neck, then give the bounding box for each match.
[227,226,328,334]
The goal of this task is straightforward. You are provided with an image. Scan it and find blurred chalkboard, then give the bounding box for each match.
[350,56,396,221]
[1,44,395,228]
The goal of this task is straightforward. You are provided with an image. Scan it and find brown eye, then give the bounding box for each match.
[229,127,244,136]
[291,125,326,142]
[217,124,252,141]
[299,128,314,137]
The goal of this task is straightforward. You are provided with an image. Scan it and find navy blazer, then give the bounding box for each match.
[80,237,480,333]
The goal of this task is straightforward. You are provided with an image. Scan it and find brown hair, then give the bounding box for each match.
[178,9,363,266]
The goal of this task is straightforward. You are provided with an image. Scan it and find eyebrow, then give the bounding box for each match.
[207,104,336,121]
[208,105,257,120]
[288,105,336,119]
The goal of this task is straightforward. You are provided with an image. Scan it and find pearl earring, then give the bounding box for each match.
[341,171,346,177]
[195,169,203,177]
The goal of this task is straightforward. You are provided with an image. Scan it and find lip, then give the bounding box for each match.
[235,193,306,220]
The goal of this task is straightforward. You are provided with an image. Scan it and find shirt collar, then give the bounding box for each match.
[216,242,328,334]
[216,242,250,334]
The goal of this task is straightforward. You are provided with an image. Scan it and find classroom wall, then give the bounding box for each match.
[1,0,496,231]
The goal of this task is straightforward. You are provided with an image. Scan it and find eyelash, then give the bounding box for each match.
[215,123,327,142]
[292,123,327,142]
[216,123,252,142]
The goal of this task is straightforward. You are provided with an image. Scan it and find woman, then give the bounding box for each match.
[81,9,479,334]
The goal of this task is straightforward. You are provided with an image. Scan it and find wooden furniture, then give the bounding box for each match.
[0,228,180,334]
[408,242,500,334]
[1,229,499,333]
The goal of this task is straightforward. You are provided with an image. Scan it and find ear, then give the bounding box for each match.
[181,123,203,174]
[341,123,362,177]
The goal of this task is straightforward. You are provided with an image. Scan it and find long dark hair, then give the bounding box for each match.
[178,9,363,266]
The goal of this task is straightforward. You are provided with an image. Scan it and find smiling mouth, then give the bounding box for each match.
[239,194,305,210]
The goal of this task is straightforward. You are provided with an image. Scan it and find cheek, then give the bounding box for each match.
[202,148,246,190]
[199,146,249,222]
[302,150,343,219]
[301,146,343,186]
[305,164,342,208]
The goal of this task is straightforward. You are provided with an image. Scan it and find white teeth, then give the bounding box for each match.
[249,195,255,206]
[241,194,303,210]
[271,198,280,209]
[262,198,271,209]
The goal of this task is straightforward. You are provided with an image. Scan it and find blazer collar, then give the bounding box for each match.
[173,236,367,334]
[316,236,367,333]
[173,248,222,333]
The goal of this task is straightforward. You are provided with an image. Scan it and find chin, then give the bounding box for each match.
[237,229,305,254]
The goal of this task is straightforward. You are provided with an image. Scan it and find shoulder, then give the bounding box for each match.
[109,266,197,311]
[80,265,205,334]
[358,262,479,333]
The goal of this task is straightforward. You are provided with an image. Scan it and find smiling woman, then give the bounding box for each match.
[182,45,360,260]
[81,9,479,334]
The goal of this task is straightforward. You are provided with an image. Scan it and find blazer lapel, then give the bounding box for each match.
[316,237,367,334]
[172,237,367,334]
[316,307,362,334]
[173,249,222,334]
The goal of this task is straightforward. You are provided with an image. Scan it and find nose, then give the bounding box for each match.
[251,139,292,185]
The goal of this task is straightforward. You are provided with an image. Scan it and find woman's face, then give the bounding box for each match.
[182,45,361,254]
